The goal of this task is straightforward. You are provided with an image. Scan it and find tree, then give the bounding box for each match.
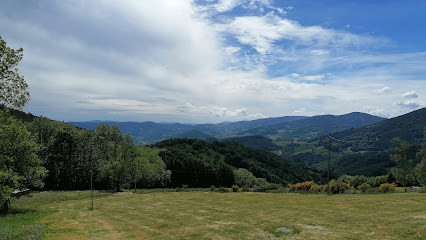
[415,130,426,186]
[390,138,415,189]
[0,36,30,109]
[233,168,258,188]
[0,109,46,212]
[127,146,165,189]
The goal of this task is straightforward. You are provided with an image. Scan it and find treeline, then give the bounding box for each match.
[1,108,166,192]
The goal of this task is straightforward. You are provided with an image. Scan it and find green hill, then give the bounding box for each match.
[153,138,327,186]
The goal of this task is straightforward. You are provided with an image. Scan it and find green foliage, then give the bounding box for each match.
[233,168,258,188]
[0,183,13,212]
[127,145,165,190]
[0,110,46,212]
[358,183,371,192]
[326,180,350,194]
[0,36,30,109]
[415,129,426,186]
[232,185,239,192]
[379,183,396,193]
[390,138,415,187]
[155,138,327,187]
[349,175,368,188]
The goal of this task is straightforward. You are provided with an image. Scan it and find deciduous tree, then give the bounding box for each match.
[0,36,30,109]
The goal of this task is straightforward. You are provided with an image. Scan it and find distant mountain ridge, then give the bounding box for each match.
[69,112,385,144]
[244,112,386,140]
[69,115,307,144]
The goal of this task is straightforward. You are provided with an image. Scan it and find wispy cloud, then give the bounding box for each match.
[215,12,388,54]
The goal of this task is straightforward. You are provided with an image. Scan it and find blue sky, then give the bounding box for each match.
[1,0,425,123]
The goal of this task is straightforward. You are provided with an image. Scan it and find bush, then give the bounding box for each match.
[210,185,216,191]
[350,175,368,188]
[232,185,239,192]
[288,181,326,193]
[288,181,316,192]
[326,180,350,194]
[379,183,396,193]
[218,187,229,193]
[242,186,250,192]
[358,183,371,193]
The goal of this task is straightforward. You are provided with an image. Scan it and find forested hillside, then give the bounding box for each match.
[154,138,327,186]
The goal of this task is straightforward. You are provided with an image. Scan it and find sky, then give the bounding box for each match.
[1,0,425,123]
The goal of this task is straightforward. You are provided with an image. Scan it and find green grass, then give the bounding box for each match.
[1,191,425,240]
[0,191,112,240]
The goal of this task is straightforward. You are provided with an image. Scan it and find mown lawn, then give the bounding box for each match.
[1,191,425,239]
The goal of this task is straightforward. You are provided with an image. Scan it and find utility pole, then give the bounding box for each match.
[328,134,331,182]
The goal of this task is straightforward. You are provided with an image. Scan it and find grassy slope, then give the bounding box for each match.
[2,191,425,240]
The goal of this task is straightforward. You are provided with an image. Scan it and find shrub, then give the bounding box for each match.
[210,185,216,191]
[326,180,350,194]
[288,181,326,193]
[218,187,229,193]
[358,183,371,193]
[379,183,396,193]
[232,185,239,192]
[288,181,316,192]
[350,175,368,188]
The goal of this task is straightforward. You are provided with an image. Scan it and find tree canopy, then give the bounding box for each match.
[0,35,30,109]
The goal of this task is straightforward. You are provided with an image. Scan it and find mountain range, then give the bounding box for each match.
[69,112,384,144]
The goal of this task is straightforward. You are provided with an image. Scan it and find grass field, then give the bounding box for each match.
[1,191,425,240]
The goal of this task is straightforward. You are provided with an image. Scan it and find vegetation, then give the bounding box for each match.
[2,191,425,239]
[390,138,416,189]
[415,130,426,186]
[154,138,327,187]
[379,183,396,193]
[0,36,30,109]
[357,182,371,192]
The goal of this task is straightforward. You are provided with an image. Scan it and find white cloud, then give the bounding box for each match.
[176,102,266,121]
[225,46,241,55]
[311,50,330,55]
[216,12,387,54]
[395,100,423,109]
[401,91,418,99]
[301,75,325,81]
[214,0,243,12]
[372,87,392,95]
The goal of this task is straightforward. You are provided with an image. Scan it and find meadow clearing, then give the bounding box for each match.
[1,190,425,240]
